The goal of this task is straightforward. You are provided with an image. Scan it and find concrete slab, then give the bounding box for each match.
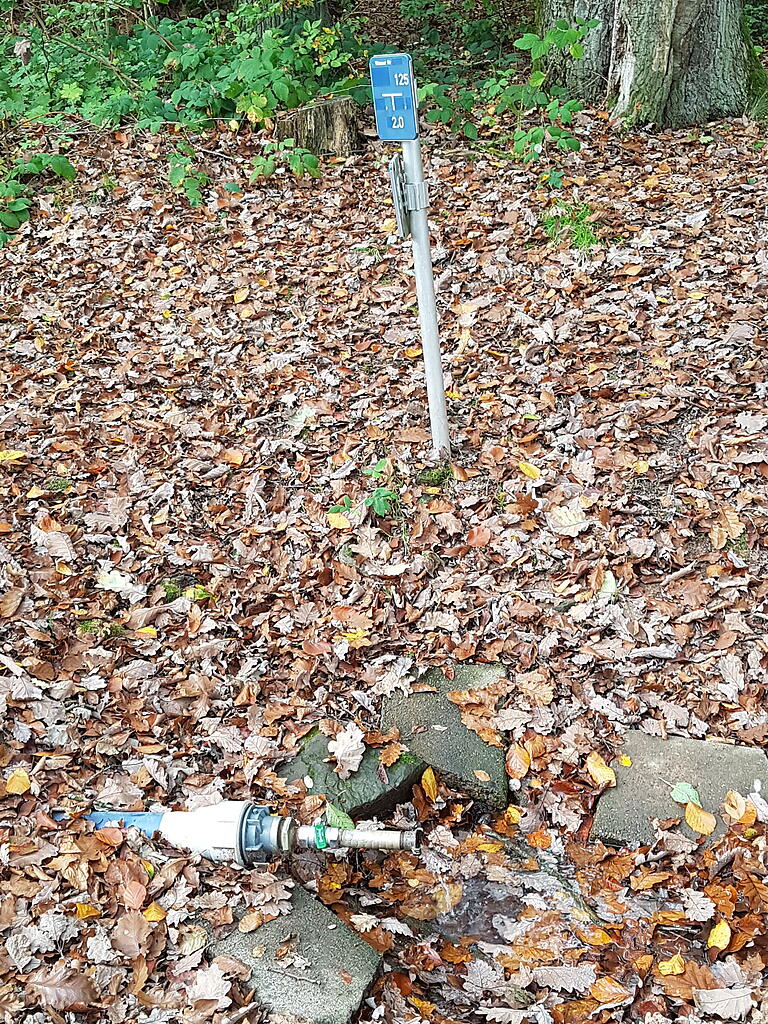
[279,727,424,817]
[381,664,509,809]
[211,885,380,1024]
[592,731,768,848]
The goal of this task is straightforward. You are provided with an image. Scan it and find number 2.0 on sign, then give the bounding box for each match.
[369,54,419,142]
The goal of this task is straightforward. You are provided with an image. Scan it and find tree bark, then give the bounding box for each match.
[541,0,758,126]
[539,0,614,105]
[275,95,361,156]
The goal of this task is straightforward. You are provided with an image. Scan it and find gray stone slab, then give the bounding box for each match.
[381,664,509,809]
[279,727,425,817]
[211,885,380,1024]
[592,731,768,848]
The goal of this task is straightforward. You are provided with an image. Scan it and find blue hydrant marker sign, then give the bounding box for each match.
[369,54,418,141]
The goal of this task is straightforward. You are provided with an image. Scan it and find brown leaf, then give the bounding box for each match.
[467,526,492,547]
[0,588,24,617]
[660,960,718,1001]
[111,910,151,957]
[25,966,98,1010]
[505,742,531,780]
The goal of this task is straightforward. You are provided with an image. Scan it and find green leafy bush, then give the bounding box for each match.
[0,1,365,129]
[745,1,768,43]
[418,18,598,159]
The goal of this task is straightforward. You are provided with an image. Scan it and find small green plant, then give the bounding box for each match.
[363,457,389,480]
[161,580,182,600]
[417,463,453,487]
[365,486,399,517]
[168,143,208,206]
[542,202,598,249]
[250,137,320,180]
[45,475,73,492]
[77,619,101,635]
[0,152,76,246]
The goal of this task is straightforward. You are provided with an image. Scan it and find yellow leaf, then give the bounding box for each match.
[473,770,491,782]
[26,485,46,498]
[722,790,746,820]
[422,766,438,802]
[589,977,630,1003]
[685,801,717,835]
[327,512,351,530]
[75,903,101,920]
[576,924,613,946]
[233,287,249,304]
[707,920,731,950]
[405,346,422,359]
[0,450,28,463]
[632,460,649,474]
[658,953,685,976]
[136,627,157,637]
[5,767,30,794]
[618,754,632,767]
[586,751,616,788]
[381,218,397,234]
[143,901,167,922]
[518,461,541,480]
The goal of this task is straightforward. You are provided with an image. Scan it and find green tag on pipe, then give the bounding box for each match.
[314,823,328,850]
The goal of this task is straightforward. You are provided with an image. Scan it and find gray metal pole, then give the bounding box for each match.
[401,139,451,457]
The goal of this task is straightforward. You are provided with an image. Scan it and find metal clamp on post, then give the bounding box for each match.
[389,153,411,240]
[403,180,429,212]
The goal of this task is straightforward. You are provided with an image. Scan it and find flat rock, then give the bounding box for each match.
[279,727,424,817]
[381,663,509,809]
[592,731,768,848]
[211,885,380,1024]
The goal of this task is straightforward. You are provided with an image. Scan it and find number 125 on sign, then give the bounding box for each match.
[369,54,419,142]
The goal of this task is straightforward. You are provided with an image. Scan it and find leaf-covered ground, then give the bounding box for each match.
[1,112,768,1022]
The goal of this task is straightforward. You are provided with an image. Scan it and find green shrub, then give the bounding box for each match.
[0,1,366,129]
[746,1,768,43]
[0,151,76,246]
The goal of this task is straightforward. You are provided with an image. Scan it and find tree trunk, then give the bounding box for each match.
[542,0,758,126]
[275,95,361,156]
[540,0,614,105]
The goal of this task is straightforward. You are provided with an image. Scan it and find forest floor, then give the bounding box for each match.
[1,106,768,1023]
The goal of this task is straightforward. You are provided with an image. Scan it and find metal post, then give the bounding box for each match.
[401,139,451,457]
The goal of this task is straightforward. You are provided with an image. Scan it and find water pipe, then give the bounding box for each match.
[59,801,420,866]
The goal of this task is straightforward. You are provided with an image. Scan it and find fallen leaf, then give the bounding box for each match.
[327,511,351,530]
[722,791,747,820]
[658,953,685,976]
[6,767,31,794]
[327,722,365,779]
[505,742,530,780]
[693,987,753,1020]
[518,461,541,479]
[707,920,732,950]
[671,782,702,806]
[467,525,492,547]
[143,901,167,922]
[421,766,438,801]
[25,966,97,1010]
[586,751,616,788]
[0,450,28,463]
[589,977,630,1004]
[473,769,491,782]
[685,801,717,836]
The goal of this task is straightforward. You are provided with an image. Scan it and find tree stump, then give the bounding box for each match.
[275,95,361,157]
